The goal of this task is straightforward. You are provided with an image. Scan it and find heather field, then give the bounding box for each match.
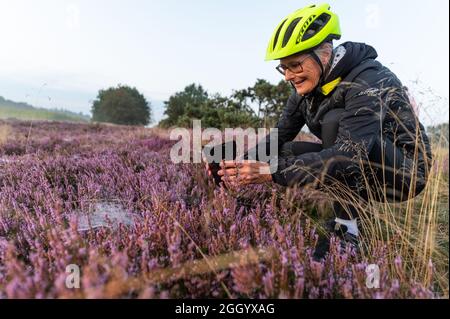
[0,119,448,299]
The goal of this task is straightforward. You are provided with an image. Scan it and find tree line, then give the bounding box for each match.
[158,80,292,129]
[91,80,293,129]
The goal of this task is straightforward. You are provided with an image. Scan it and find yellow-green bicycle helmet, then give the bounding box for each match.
[266,3,341,61]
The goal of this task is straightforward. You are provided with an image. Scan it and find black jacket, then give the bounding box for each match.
[249,42,432,196]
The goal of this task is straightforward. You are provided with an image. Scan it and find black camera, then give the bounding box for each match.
[202,140,237,185]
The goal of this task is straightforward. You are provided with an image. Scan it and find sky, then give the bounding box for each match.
[0,0,448,126]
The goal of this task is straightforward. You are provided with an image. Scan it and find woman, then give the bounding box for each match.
[207,3,432,260]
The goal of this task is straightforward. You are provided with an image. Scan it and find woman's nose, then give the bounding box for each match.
[284,69,295,81]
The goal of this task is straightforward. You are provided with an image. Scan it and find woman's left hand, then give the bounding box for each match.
[218,160,273,186]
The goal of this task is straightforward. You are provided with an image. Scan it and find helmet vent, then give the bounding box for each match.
[273,19,287,50]
[282,17,302,47]
[301,13,331,42]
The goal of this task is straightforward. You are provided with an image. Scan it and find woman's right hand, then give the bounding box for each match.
[205,161,212,177]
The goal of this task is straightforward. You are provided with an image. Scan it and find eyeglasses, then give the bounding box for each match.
[276,54,311,76]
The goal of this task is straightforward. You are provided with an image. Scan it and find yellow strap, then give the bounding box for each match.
[320,77,342,95]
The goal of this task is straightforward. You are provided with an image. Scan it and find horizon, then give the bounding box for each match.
[0,0,448,127]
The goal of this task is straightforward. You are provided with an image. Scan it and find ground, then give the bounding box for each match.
[0,120,447,298]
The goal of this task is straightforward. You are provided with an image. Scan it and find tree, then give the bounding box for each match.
[159,84,209,128]
[204,93,260,129]
[157,80,290,129]
[91,85,151,126]
[249,79,292,128]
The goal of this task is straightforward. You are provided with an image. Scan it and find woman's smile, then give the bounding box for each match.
[293,78,307,88]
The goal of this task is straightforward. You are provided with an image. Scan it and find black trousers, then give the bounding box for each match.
[280,109,421,219]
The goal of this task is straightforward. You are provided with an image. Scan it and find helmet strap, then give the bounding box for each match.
[310,48,334,93]
[309,51,325,93]
[310,51,325,77]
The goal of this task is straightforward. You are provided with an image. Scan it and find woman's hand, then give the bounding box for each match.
[204,161,212,177]
[218,160,273,185]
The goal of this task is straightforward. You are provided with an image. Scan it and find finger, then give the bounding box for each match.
[237,161,258,170]
[239,174,256,184]
[240,159,257,164]
[220,160,238,169]
[225,175,238,181]
[235,176,252,186]
[236,166,250,175]
[221,175,238,188]
[218,168,238,176]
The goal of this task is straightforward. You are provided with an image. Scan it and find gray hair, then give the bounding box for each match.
[313,41,334,74]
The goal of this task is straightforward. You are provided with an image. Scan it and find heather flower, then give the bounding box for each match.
[0,120,445,299]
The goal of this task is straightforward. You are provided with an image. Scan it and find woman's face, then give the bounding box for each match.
[279,53,322,95]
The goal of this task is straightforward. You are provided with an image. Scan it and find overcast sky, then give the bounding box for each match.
[0,0,448,126]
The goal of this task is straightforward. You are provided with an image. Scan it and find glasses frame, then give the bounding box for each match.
[276,54,312,76]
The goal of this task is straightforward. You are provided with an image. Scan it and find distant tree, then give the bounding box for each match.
[158,80,290,129]
[249,79,292,127]
[159,84,208,128]
[91,85,151,125]
[230,88,258,116]
[204,93,260,129]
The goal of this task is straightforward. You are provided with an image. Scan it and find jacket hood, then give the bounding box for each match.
[324,41,378,83]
